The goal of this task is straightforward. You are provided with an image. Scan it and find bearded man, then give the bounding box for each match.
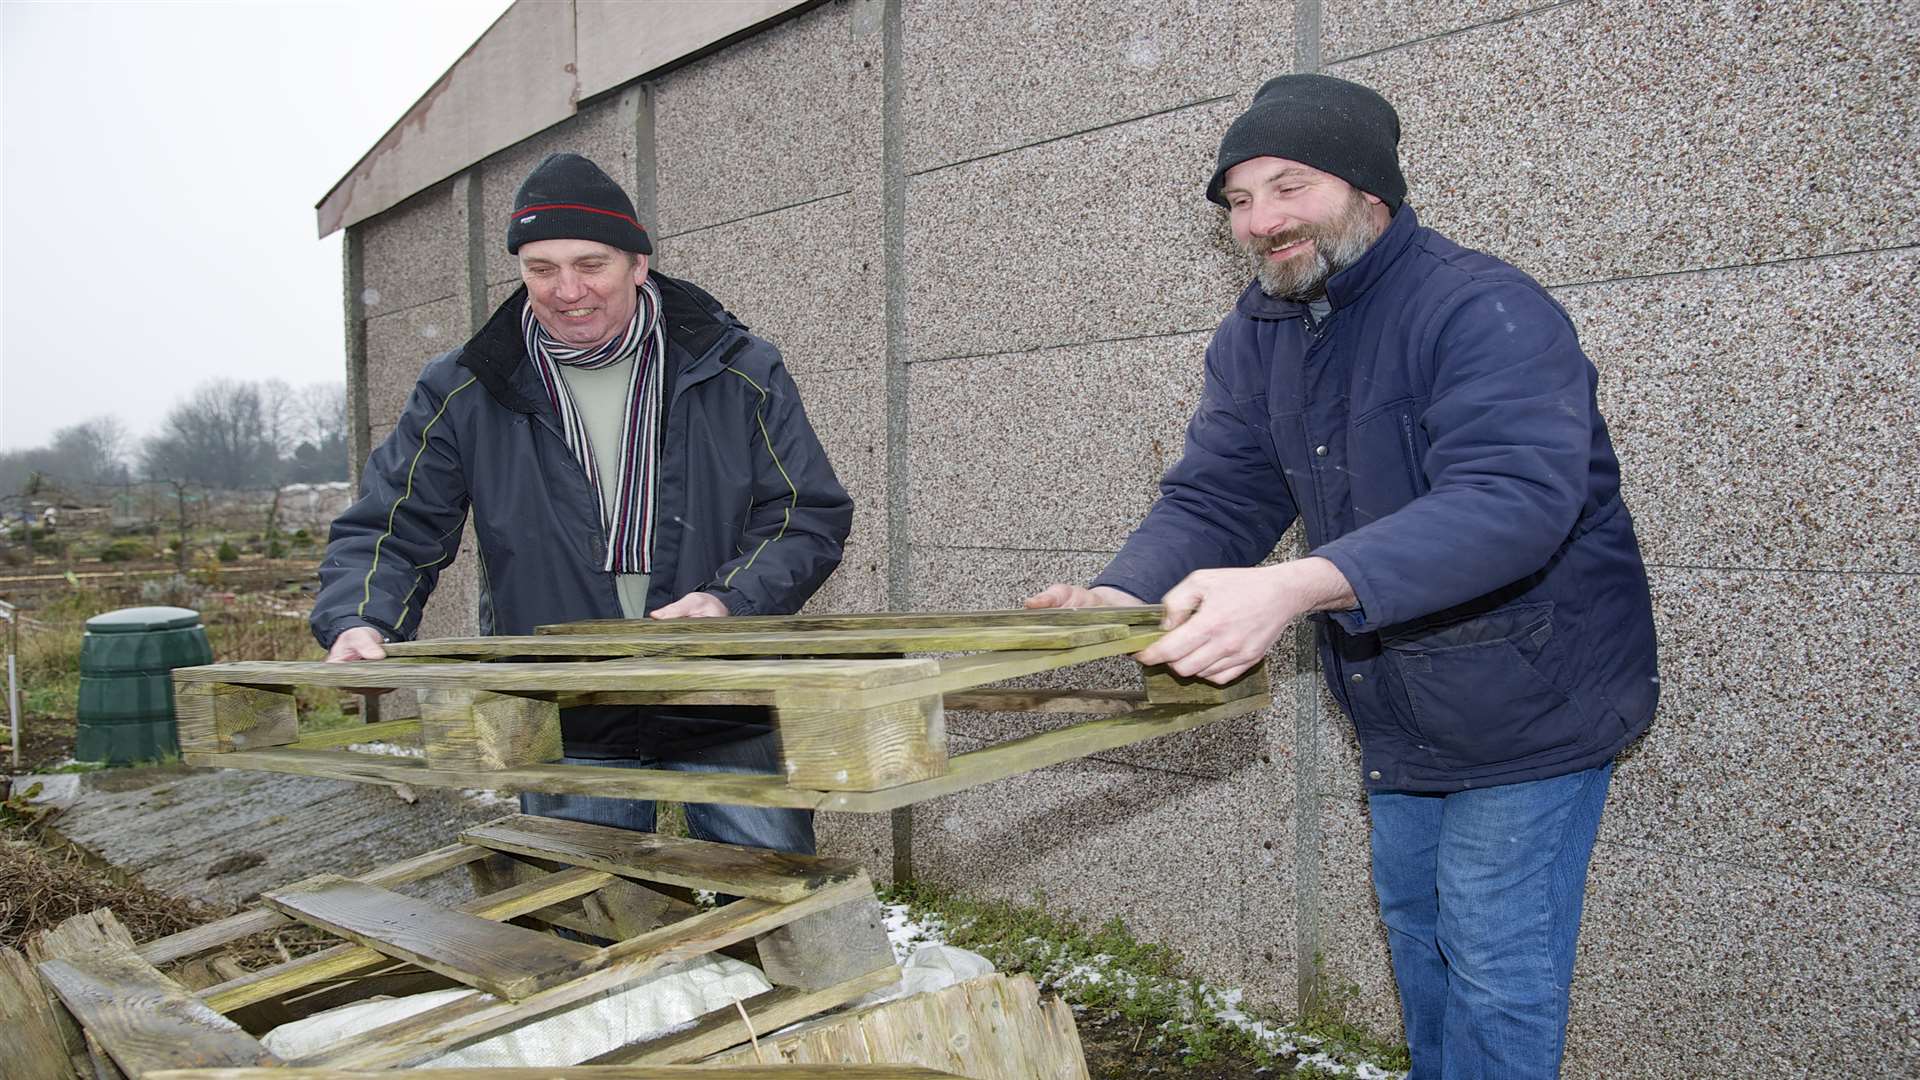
[1028,75,1657,1078]
[313,152,851,855]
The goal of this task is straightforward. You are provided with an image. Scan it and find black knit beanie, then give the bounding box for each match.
[507,152,652,255]
[1206,74,1406,211]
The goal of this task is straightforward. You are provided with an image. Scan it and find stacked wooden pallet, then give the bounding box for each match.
[9,814,939,1077]
[171,607,1268,811]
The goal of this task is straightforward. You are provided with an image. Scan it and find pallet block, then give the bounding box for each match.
[174,607,1269,811]
[33,816,900,1075]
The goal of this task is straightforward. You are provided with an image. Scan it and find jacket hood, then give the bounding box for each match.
[456,272,747,413]
[1233,204,1422,321]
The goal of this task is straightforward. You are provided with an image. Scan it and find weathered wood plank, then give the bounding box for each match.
[537,605,1166,634]
[1,946,81,1080]
[1141,658,1270,704]
[288,718,420,750]
[173,682,299,754]
[755,891,894,990]
[137,844,490,966]
[585,964,902,1064]
[460,814,861,902]
[36,948,278,1073]
[386,624,1129,658]
[258,876,601,1001]
[707,973,1089,1080]
[182,749,827,808]
[201,866,611,1013]
[775,692,946,791]
[172,657,938,693]
[468,853,696,942]
[418,689,561,771]
[295,875,873,1069]
[27,909,139,965]
[942,687,1149,714]
[816,695,1268,813]
[149,1066,967,1079]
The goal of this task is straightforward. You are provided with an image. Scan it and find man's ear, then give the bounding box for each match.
[1361,190,1385,206]
[631,252,650,285]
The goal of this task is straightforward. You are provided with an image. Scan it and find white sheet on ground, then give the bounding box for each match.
[261,953,773,1066]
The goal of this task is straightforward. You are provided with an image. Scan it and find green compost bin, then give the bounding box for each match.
[74,606,213,764]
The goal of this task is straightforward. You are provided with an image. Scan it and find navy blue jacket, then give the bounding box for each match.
[312,273,852,756]
[1095,207,1657,792]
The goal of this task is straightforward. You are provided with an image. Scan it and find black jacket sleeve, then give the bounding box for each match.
[700,357,852,617]
[310,367,479,647]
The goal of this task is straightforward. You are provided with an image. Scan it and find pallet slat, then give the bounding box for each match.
[460,815,861,903]
[296,876,876,1069]
[202,866,613,1013]
[586,965,903,1064]
[536,605,1166,635]
[173,657,938,693]
[36,948,279,1073]
[259,877,601,1001]
[137,844,490,966]
[385,623,1131,657]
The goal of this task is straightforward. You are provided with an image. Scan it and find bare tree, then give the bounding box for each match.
[141,380,277,489]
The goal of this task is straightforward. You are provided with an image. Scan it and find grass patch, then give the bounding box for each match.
[883,880,1409,1078]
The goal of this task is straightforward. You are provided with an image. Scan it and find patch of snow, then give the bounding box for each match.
[460,788,518,808]
[346,741,423,758]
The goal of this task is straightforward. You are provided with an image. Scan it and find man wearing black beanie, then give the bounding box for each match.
[1031,74,1656,1078]
[314,152,852,857]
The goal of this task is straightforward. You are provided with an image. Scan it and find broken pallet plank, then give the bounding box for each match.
[295,875,876,1069]
[137,844,490,966]
[258,876,601,1001]
[1,946,81,1080]
[460,814,861,902]
[468,853,698,943]
[537,605,1167,634]
[149,1066,967,1079]
[586,964,902,1064]
[386,623,1130,658]
[202,866,611,1013]
[36,947,279,1074]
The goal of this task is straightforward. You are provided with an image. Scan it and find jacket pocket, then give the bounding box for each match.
[1382,601,1583,770]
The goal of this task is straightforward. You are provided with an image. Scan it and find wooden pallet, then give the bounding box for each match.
[17,814,905,1077]
[172,607,1268,812]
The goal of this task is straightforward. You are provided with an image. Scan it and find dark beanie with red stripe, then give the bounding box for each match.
[507,152,652,255]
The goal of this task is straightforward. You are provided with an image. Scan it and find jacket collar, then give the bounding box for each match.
[1232,203,1422,321]
[457,272,747,415]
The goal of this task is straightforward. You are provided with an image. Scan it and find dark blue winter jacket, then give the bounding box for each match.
[312,273,852,757]
[1094,207,1657,792]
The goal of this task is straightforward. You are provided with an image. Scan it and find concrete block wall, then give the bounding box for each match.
[340,2,1917,1074]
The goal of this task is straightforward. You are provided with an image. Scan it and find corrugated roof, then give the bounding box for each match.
[316,0,815,238]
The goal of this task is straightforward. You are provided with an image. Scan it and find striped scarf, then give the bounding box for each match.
[521,279,666,573]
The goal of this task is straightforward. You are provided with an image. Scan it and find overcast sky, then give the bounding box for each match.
[0,0,513,451]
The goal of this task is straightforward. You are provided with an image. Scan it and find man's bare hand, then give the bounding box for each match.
[326,626,388,662]
[1023,584,1144,609]
[324,625,392,697]
[1134,557,1355,684]
[650,592,729,619]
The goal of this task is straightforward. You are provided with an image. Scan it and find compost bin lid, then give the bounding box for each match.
[85,606,202,633]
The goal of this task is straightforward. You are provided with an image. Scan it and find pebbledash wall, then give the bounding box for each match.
[333,2,1917,1076]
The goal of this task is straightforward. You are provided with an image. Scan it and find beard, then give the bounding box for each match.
[1242,191,1380,301]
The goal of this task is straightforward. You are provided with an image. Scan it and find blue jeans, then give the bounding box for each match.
[1368,763,1612,1080]
[519,729,815,855]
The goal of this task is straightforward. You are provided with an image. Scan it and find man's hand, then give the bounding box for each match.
[324,625,392,697]
[1134,557,1356,684]
[650,592,729,619]
[326,626,388,662]
[1023,584,1145,609]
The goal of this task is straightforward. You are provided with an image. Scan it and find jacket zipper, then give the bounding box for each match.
[1399,411,1423,494]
